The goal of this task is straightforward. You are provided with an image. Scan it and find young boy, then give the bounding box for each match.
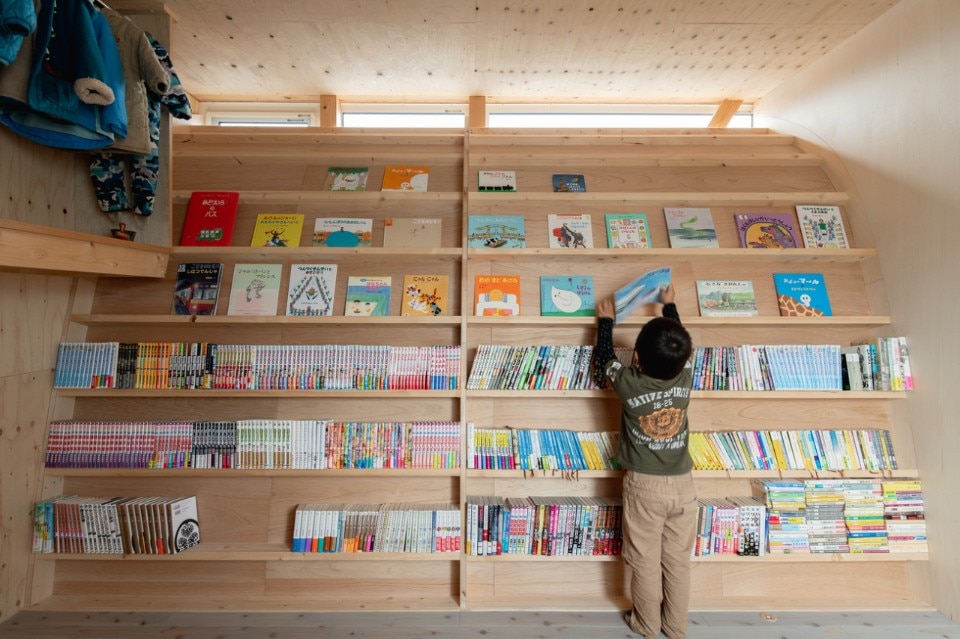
[592,284,697,639]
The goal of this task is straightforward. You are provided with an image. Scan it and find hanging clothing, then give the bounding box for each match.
[0,0,36,66]
[90,34,190,217]
[0,0,126,150]
[98,6,169,154]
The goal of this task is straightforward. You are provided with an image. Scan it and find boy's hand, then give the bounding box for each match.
[659,283,676,305]
[596,296,615,320]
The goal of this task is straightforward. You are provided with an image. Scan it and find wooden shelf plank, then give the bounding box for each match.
[469,191,849,206]
[29,594,462,612]
[171,190,462,205]
[467,468,919,479]
[34,545,461,562]
[466,390,904,399]
[467,131,793,146]
[171,246,463,261]
[57,389,462,398]
[467,315,890,327]
[470,153,822,168]
[466,247,873,262]
[464,552,926,563]
[0,220,169,278]
[45,468,460,478]
[71,314,464,327]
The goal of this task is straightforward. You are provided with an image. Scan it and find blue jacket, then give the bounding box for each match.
[0,0,35,66]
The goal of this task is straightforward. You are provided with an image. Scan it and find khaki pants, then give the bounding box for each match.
[621,470,698,639]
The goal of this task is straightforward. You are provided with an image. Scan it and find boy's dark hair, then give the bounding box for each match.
[634,317,692,380]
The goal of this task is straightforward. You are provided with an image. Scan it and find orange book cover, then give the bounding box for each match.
[381,165,430,191]
[475,275,521,316]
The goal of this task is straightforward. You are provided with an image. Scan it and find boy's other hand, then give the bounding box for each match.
[659,283,676,305]
[596,297,615,320]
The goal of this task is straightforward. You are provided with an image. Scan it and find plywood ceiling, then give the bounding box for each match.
[136,0,901,104]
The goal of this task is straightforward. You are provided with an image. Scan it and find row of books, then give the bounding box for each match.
[465,344,630,391]
[694,496,767,556]
[689,429,898,473]
[52,342,461,391]
[183,188,848,253]
[474,271,836,318]
[176,263,451,318]
[44,420,462,470]
[291,503,461,554]
[754,478,926,554]
[32,495,199,555]
[466,425,621,471]
[692,339,912,392]
[467,205,848,250]
[465,496,624,557]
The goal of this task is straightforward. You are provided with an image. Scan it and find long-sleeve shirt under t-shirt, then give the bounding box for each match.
[593,303,693,475]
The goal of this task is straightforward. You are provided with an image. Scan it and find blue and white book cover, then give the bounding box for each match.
[613,267,672,324]
[539,276,596,317]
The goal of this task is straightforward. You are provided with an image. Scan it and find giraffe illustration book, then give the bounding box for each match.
[773,272,832,316]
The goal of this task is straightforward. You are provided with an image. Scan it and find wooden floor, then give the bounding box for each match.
[1,610,959,639]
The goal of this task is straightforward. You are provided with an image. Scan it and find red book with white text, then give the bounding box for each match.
[179,191,240,246]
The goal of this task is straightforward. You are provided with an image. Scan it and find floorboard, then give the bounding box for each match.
[1,610,959,639]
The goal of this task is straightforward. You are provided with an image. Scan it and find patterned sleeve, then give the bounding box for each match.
[591,317,616,388]
[663,302,681,324]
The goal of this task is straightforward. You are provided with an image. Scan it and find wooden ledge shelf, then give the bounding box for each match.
[471,153,822,168]
[171,245,462,261]
[467,315,890,327]
[467,468,918,479]
[171,190,462,205]
[467,130,791,145]
[0,220,169,278]
[57,389,461,398]
[467,247,873,262]
[468,191,849,206]
[35,545,461,562]
[465,552,926,563]
[465,390,904,399]
[44,468,460,479]
[71,314,464,327]
[29,594,462,612]
[45,468,460,478]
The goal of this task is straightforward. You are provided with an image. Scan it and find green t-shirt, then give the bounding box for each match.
[602,358,693,475]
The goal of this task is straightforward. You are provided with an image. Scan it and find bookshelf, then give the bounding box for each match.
[29,126,928,614]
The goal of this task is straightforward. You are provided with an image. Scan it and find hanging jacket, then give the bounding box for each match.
[0,0,36,66]
[99,6,169,154]
[0,0,126,150]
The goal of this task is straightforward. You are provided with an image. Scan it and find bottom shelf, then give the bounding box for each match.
[29,594,462,612]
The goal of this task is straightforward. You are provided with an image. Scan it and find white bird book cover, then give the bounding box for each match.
[539,275,596,317]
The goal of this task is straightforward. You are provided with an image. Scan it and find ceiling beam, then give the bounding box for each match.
[469,96,487,128]
[708,99,744,128]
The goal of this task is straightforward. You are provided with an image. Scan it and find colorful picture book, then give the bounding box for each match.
[312,217,372,247]
[605,213,651,249]
[227,263,282,316]
[695,280,759,317]
[475,275,521,316]
[402,274,449,316]
[539,275,595,317]
[286,264,338,316]
[735,212,802,249]
[552,174,586,192]
[172,262,222,316]
[773,272,832,316]
[613,266,672,325]
[547,213,593,248]
[795,205,850,249]
[381,165,429,191]
[250,213,305,247]
[344,276,391,316]
[467,215,526,248]
[478,170,517,192]
[664,207,719,248]
[382,217,442,248]
[179,191,240,246]
[323,166,369,191]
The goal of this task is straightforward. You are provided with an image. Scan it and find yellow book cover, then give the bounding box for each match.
[381,165,429,191]
[401,274,449,316]
[250,213,305,247]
